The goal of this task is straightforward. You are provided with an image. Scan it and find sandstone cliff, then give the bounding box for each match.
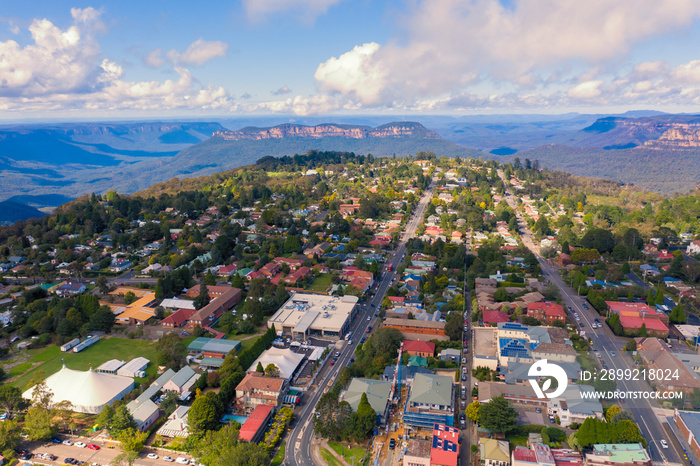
[213,122,441,141]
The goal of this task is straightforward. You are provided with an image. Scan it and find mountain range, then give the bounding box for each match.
[1,113,699,223]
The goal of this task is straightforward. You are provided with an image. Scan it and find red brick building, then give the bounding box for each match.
[527,302,567,324]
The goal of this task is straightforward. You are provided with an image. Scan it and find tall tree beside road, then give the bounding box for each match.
[445,312,463,341]
[0,419,22,451]
[479,395,517,434]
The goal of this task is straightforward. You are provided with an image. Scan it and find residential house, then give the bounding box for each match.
[688,241,700,255]
[527,302,566,324]
[156,406,190,438]
[431,423,460,466]
[235,371,286,412]
[403,340,436,358]
[481,439,510,466]
[162,366,200,395]
[341,378,392,425]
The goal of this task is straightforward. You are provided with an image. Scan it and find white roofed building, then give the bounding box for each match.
[267,292,359,340]
[249,347,305,382]
[23,365,134,414]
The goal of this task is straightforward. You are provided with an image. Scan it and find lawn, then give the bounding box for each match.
[10,337,160,392]
[271,441,286,466]
[507,435,528,450]
[320,448,344,466]
[328,441,366,464]
[306,273,333,292]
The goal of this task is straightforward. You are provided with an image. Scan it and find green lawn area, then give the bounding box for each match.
[271,441,286,466]
[320,448,344,466]
[507,435,528,450]
[328,441,366,464]
[306,273,333,292]
[10,337,159,392]
[240,334,262,351]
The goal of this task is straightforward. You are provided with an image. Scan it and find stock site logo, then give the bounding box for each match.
[528,359,568,399]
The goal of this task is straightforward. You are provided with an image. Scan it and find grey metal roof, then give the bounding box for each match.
[409,373,453,406]
[168,366,196,389]
[342,378,392,415]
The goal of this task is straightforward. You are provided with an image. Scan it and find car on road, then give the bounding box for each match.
[610,351,616,357]
[367,316,371,320]
[595,352,602,358]
[63,440,73,446]
[329,360,335,366]
[461,374,466,381]
[583,304,589,309]
[389,438,396,450]
[163,456,175,462]
[660,439,668,449]
[579,323,584,328]
[176,458,189,464]
[75,442,86,448]
[335,352,340,357]
[148,454,159,459]
[371,303,376,307]
[536,407,541,413]
[87,444,99,450]
[360,337,365,343]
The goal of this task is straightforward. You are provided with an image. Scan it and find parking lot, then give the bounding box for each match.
[18,436,197,466]
[514,406,549,426]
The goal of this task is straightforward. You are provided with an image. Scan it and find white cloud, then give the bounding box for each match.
[244,0,343,23]
[143,48,165,68]
[0,10,233,113]
[314,0,700,107]
[170,39,228,67]
[568,81,604,100]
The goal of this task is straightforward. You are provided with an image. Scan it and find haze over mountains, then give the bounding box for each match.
[1,112,699,224]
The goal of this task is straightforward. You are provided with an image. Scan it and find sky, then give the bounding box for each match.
[2,0,700,119]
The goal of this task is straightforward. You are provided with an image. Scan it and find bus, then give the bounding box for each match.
[388,264,393,272]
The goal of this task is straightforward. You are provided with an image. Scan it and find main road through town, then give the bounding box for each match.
[283,179,436,466]
[498,170,681,465]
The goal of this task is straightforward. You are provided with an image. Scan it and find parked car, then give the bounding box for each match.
[64,459,76,465]
[389,438,396,450]
[176,458,189,464]
[87,444,100,450]
[50,436,62,443]
[148,454,159,460]
[63,440,73,446]
[163,457,175,462]
[74,442,86,448]
[660,439,668,449]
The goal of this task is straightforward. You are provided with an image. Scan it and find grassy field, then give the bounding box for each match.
[271,441,286,466]
[320,448,344,466]
[328,441,366,464]
[9,337,160,392]
[306,273,333,292]
[506,435,528,450]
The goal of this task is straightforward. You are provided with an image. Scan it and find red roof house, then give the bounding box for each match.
[527,302,566,324]
[239,404,274,443]
[482,310,510,325]
[431,423,459,466]
[403,340,436,358]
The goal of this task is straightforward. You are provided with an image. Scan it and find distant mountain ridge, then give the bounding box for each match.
[215,122,442,141]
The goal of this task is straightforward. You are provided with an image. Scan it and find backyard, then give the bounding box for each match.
[306,273,333,293]
[7,337,160,391]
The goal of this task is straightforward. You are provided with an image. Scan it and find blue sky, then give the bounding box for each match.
[2,0,700,118]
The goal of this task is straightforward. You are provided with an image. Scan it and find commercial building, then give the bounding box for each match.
[584,444,651,466]
[267,293,359,340]
[404,373,454,429]
[383,318,448,341]
[22,366,134,414]
[673,409,700,461]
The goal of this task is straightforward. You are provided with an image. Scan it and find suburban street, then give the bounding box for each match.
[499,171,682,465]
[283,179,436,466]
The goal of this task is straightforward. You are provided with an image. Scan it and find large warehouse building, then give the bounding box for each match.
[22,365,134,414]
[267,293,359,340]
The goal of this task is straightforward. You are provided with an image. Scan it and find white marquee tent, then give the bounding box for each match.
[22,365,134,414]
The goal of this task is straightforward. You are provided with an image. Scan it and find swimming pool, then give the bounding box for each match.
[221,414,248,425]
